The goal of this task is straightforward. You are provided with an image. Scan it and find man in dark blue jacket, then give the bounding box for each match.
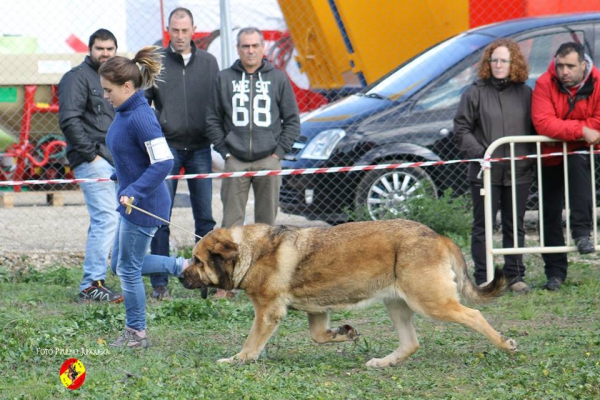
[146,8,219,299]
[58,29,122,303]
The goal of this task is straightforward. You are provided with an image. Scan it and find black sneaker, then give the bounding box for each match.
[79,280,123,303]
[574,237,595,254]
[109,330,149,349]
[542,277,563,291]
[151,286,170,300]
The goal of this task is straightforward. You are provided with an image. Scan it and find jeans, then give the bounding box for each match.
[221,155,281,228]
[74,158,119,292]
[111,217,185,332]
[150,147,215,287]
[470,182,529,285]
[541,154,593,281]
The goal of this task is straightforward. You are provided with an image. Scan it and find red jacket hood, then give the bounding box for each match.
[547,54,595,91]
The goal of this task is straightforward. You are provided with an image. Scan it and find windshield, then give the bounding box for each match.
[365,33,493,102]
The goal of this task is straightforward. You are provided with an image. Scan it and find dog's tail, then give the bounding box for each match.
[446,237,508,304]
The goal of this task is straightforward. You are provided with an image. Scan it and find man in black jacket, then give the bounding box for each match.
[58,29,122,303]
[146,8,219,299]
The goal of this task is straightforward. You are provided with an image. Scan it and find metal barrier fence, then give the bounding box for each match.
[483,137,598,282]
[2,1,600,254]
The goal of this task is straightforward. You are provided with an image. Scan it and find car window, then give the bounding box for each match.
[365,33,491,102]
[412,27,590,113]
[411,55,480,112]
[517,29,587,87]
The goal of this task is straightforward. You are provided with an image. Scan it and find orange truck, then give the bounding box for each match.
[278,0,600,91]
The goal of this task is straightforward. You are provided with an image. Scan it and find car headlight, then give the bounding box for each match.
[301,129,346,160]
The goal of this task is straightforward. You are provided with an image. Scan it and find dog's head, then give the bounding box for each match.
[179,228,239,291]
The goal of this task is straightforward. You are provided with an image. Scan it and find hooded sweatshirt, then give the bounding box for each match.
[206,58,300,162]
[532,54,600,166]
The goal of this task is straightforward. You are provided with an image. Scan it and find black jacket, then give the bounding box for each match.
[453,78,535,185]
[206,59,300,162]
[58,56,115,169]
[145,42,219,150]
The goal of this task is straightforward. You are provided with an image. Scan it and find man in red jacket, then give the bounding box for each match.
[532,42,600,291]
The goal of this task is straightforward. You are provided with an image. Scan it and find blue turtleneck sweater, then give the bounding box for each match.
[106,90,173,227]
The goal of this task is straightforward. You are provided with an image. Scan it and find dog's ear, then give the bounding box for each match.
[211,239,239,261]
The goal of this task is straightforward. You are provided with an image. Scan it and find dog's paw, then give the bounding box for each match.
[343,324,360,340]
[218,352,260,364]
[332,324,360,341]
[366,357,392,368]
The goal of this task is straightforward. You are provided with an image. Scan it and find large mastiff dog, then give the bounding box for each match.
[180,220,517,367]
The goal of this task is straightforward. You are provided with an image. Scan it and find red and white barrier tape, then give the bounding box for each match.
[1,149,598,187]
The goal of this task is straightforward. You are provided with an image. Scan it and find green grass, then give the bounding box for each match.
[1,252,599,399]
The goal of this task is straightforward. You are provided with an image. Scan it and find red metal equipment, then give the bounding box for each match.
[1,85,67,190]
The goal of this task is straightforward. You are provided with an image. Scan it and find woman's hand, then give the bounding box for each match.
[120,196,135,215]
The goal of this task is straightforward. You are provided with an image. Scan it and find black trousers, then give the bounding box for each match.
[541,154,593,281]
[471,182,529,285]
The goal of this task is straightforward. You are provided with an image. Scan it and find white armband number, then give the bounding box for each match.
[145,137,174,164]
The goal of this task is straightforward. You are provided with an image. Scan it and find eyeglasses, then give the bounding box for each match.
[489,58,511,65]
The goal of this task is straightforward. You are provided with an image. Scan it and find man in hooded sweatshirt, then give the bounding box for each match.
[532,41,600,291]
[206,27,300,229]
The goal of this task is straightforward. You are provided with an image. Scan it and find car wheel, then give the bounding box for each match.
[355,163,438,220]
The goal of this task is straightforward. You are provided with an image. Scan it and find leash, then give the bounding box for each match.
[124,197,202,240]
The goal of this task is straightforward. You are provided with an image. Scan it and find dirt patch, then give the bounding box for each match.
[0,250,84,271]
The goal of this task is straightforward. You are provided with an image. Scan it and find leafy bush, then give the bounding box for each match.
[350,186,473,238]
[399,188,472,237]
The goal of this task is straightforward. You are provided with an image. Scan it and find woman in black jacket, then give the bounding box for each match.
[454,39,534,293]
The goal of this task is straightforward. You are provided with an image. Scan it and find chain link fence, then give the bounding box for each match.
[1,0,599,254]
